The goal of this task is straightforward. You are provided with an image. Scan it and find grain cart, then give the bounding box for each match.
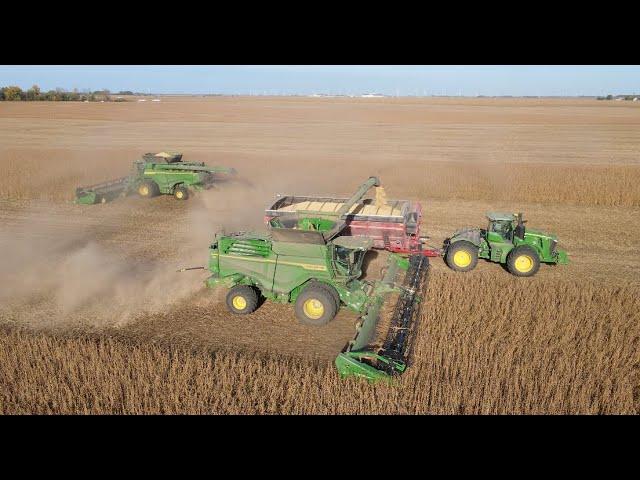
[75,151,236,204]
[199,180,430,381]
[444,212,568,277]
[265,177,440,257]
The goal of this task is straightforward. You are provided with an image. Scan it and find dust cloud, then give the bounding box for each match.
[0,168,342,330]
[0,223,205,329]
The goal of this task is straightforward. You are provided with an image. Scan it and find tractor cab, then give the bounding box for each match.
[486,212,526,243]
[330,236,372,279]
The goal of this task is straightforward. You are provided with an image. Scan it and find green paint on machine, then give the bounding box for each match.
[74,152,236,204]
[444,212,569,277]
[201,177,431,382]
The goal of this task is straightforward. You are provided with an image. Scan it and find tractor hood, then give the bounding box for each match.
[524,228,557,240]
[450,227,483,246]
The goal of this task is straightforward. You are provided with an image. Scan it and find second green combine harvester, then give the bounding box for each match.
[202,177,430,381]
[75,152,236,204]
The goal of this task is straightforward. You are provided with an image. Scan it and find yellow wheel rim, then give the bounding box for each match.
[514,255,534,273]
[139,185,149,196]
[232,295,247,310]
[176,190,183,199]
[453,250,472,268]
[303,299,324,320]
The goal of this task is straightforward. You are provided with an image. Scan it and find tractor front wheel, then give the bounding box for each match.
[295,285,337,326]
[507,246,540,277]
[446,241,478,272]
[225,285,259,315]
[174,186,189,201]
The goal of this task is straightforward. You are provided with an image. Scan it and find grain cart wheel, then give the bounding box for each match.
[173,186,189,201]
[446,241,478,272]
[226,285,259,314]
[138,180,158,198]
[507,246,540,277]
[295,285,337,326]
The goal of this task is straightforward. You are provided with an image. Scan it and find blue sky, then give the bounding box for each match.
[0,65,638,96]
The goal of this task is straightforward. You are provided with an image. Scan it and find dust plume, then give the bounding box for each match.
[0,205,203,329]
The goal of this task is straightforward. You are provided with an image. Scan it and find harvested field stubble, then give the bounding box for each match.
[2,273,638,414]
[1,97,639,414]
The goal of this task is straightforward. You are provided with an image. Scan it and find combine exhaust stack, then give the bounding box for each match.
[335,254,430,381]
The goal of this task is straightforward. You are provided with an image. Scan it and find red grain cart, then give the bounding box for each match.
[265,195,440,257]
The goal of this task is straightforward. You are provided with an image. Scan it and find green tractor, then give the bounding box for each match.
[196,177,431,381]
[75,151,236,204]
[444,212,568,277]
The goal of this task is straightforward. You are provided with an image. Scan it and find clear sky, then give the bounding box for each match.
[0,65,638,96]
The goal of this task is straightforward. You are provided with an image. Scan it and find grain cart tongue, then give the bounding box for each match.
[336,253,430,381]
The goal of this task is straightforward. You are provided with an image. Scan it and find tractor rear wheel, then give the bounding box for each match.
[507,246,540,277]
[295,285,337,326]
[446,241,478,272]
[138,180,158,198]
[225,285,259,314]
[174,186,189,201]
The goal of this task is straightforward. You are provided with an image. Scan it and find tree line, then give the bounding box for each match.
[0,85,139,102]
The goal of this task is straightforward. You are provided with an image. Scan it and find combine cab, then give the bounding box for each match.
[75,151,236,204]
[265,177,440,257]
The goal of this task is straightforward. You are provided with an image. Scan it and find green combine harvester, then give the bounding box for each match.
[75,151,236,204]
[444,212,568,276]
[196,177,430,381]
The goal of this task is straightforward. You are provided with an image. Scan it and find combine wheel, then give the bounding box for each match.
[226,285,259,314]
[295,285,337,327]
[445,241,478,272]
[507,246,540,277]
[174,186,189,201]
[310,282,340,311]
[138,180,158,198]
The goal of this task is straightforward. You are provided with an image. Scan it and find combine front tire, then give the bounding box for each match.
[295,285,337,326]
[507,246,540,277]
[309,282,340,312]
[226,285,259,314]
[138,180,158,198]
[174,186,189,201]
[446,241,478,272]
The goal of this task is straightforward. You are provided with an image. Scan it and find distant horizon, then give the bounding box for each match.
[1,66,639,97]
